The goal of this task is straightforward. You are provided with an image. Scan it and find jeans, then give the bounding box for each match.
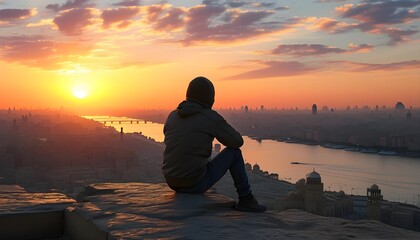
[171,148,251,198]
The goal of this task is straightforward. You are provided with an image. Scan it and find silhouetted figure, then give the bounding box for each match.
[312,104,317,115]
[163,76,266,212]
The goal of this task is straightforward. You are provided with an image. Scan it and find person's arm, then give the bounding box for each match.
[203,110,243,148]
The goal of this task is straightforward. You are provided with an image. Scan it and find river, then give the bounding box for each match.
[86,116,420,206]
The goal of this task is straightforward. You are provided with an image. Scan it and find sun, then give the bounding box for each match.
[72,84,89,99]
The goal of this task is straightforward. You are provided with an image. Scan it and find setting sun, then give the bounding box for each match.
[72,84,88,99]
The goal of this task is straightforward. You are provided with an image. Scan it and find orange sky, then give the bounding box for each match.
[0,1,419,113]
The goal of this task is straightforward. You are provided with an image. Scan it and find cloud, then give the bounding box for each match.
[152,7,186,31]
[0,9,36,21]
[347,43,374,52]
[307,17,356,33]
[271,44,346,55]
[270,43,373,56]
[275,6,289,11]
[26,18,53,27]
[329,60,420,72]
[46,0,94,12]
[112,0,141,7]
[226,61,315,80]
[227,1,248,8]
[304,1,419,45]
[307,15,418,45]
[315,0,348,3]
[101,7,140,29]
[381,28,419,45]
[336,1,420,29]
[144,4,186,31]
[181,4,297,44]
[53,8,95,35]
[0,35,92,69]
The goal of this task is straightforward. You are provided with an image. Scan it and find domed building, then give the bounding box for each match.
[252,164,261,174]
[244,163,252,172]
[395,102,405,111]
[304,170,324,214]
[367,184,382,221]
[271,170,353,218]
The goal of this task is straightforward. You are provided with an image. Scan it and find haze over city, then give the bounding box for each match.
[0,0,419,113]
[1,1,420,239]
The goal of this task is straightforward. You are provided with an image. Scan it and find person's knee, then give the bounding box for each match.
[224,147,241,154]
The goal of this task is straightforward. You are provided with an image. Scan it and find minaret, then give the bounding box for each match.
[367,184,382,221]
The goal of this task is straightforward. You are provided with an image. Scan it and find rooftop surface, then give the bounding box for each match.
[1,183,420,239]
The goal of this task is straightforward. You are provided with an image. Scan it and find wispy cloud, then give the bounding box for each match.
[306,17,356,33]
[225,61,315,80]
[336,1,420,29]
[53,8,95,35]
[0,9,37,22]
[315,0,348,3]
[270,43,373,56]
[46,0,94,12]
[181,4,297,45]
[101,7,140,29]
[145,4,186,31]
[329,60,420,72]
[112,0,141,7]
[305,1,420,45]
[0,35,92,69]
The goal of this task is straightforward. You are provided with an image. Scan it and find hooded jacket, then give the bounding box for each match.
[162,100,243,187]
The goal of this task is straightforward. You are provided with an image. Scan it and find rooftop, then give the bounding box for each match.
[2,183,420,239]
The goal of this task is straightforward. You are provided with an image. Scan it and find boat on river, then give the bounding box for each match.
[345,147,361,152]
[322,143,346,149]
[378,150,398,156]
[360,148,378,154]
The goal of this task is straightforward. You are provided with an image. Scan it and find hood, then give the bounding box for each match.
[176,100,205,118]
[186,76,215,108]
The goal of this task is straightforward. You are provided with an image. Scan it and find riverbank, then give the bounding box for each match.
[248,135,420,159]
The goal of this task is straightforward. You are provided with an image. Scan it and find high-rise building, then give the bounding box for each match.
[312,104,317,115]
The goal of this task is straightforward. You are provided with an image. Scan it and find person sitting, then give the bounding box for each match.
[162,76,266,212]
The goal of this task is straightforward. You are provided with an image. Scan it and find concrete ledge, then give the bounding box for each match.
[65,207,108,240]
[0,211,64,240]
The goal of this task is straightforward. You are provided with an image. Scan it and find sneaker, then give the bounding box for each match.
[236,194,266,213]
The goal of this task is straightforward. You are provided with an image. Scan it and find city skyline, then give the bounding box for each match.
[0,0,419,113]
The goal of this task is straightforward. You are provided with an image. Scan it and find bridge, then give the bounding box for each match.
[87,117,147,125]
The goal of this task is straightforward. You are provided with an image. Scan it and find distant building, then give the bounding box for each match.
[305,171,324,214]
[272,170,353,217]
[252,164,261,174]
[214,143,221,153]
[244,163,252,172]
[407,111,412,119]
[395,102,405,111]
[367,184,382,221]
[312,104,317,115]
